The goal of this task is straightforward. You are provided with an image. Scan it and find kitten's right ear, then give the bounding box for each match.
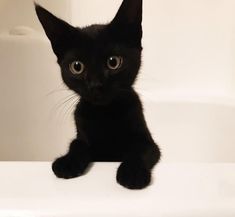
[35,3,75,58]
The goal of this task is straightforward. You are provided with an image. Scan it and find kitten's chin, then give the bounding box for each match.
[84,95,113,106]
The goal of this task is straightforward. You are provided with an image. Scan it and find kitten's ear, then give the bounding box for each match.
[112,0,142,25]
[35,4,76,58]
[110,0,142,47]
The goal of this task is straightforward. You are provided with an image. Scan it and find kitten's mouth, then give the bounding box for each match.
[86,93,112,105]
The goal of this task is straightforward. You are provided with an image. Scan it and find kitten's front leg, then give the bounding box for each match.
[117,140,161,190]
[52,139,91,179]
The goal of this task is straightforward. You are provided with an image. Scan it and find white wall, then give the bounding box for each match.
[2,0,234,96]
[0,0,74,161]
[0,0,71,32]
[2,0,234,97]
[142,0,235,97]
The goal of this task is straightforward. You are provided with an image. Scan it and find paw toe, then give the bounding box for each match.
[116,162,151,190]
[52,156,85,179]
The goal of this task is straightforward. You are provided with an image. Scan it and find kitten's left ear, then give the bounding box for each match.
[110,0,142,47]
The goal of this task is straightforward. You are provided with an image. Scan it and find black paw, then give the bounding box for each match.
[116,162,151,190]
[52,155,90,179]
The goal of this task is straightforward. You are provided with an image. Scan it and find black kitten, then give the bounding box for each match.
[35,0,161,189]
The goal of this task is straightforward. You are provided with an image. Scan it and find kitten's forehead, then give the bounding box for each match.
[81,24,107,40]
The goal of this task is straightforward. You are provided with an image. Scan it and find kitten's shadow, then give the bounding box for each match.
[83,162,95,175]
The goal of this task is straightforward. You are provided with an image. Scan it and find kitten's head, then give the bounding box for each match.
[35,0,142,105]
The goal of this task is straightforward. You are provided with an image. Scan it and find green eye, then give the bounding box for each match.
[107,56,123,70]
[69,60,85,75]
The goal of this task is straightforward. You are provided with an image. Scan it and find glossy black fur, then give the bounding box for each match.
[35,0,161,189]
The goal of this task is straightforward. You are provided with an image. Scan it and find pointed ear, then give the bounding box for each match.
[35,4,76,58]
[112,0,142,25]
[110,0,142,47]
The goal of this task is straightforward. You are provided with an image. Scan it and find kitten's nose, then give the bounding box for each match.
[87,80,103,90]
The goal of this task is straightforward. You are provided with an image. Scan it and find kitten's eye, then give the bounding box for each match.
[69,61,85,75]
[107,56,123,70]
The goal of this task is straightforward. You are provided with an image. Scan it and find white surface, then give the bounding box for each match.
[0,162,235,217]
[142,94,235,162]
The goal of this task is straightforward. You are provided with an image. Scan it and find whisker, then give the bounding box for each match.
[61,96,79,122]
[50,93,78,122]
[46,83,69,97]
[54,94,77,111]
[46,88,70,97]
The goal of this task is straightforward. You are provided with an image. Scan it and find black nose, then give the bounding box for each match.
[87,80,103,90]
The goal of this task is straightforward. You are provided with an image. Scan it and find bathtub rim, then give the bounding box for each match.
[139,90,235,108]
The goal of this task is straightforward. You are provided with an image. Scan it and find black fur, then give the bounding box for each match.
[35,0,161,189]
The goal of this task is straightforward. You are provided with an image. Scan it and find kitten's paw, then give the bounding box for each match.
[116,162,151,190]
[52,155,89,179]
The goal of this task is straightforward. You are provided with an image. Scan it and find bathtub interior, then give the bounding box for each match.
[0,33,75,161]
[1,35,235,162]
[0,0,235,163]
[143,96,235,162]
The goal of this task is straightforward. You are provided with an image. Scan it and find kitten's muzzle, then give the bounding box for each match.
[87,80,104,99]
[87,80,103,91]
[86,81,111,104]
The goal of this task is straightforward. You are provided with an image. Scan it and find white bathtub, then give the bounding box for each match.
[0,28,235,162]
[1,1,235,216]
[1,27,235,217]
[141,93,235,163]
[0,162,235,217]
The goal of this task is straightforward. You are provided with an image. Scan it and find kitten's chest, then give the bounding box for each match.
[75,103,128,143]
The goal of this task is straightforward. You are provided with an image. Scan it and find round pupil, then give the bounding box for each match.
[109,57,118,68]
[74,62,82,72]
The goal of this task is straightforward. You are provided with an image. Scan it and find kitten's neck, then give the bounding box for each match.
[79,87,140,108]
